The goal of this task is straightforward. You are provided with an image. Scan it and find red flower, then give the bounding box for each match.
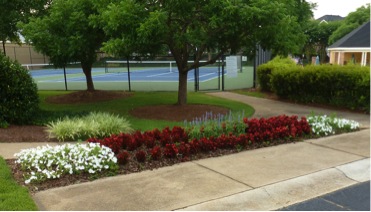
[150,146,162,160]
[178,142,191,158]
[164,143,178,158]
[171,126,188,142]
[117,151,130,165]
[189,139,201,154]
[135,150,147,163]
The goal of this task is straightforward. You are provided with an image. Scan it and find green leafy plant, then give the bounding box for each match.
[185,111,248,139]
[0,54,40,125]
[47,112,133,141]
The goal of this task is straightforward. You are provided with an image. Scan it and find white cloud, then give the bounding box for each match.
[308,0,370,19]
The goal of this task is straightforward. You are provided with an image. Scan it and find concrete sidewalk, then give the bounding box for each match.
[28,129,369,211]
[208,92,370,128]
[1,92,369,210]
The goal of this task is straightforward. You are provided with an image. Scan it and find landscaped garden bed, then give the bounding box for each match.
[7,112,361,193]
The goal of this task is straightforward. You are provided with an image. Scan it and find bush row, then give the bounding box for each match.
[88,115,311,164]
[257,57,370,112]
[257,56,296,91]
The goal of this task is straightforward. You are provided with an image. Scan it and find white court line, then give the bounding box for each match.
[188,73,216,81]
[146,72,174,77]
[39,71,220,83]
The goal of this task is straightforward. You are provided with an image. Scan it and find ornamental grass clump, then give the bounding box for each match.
[185,110,247,139]
[14,143,118,184]
[47,112,133,141]
[307,114,360,136]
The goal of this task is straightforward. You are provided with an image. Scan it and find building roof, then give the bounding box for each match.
[329,21,370,48]
[316,15,344,22]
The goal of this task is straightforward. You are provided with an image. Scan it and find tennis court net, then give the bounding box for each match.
[104,60,222,74]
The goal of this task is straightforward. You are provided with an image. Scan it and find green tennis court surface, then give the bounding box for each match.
[28,64,254,91]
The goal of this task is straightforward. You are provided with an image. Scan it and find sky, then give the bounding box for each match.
[308,0,370,19]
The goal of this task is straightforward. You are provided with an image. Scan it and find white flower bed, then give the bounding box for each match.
[307,115,360,136]
[14,143,118,184]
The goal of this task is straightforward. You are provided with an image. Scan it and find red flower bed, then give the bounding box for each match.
[87,115,311,164]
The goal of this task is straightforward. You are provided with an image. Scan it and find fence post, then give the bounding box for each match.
[63,65,68,91]
[28,46,33,65]
[14,47,16,60]
[222,55,225,91]
[127,58,131,92]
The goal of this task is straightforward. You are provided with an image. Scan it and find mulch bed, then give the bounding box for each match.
[6,139,293,194]
[0,125,57,143]
[45,90,133,104]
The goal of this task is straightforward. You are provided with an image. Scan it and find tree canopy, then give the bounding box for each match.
[302,20,341,63]
[96,0,312,105]
[329,4,370,45]
[0,0,52,55]
[20,0,105,91]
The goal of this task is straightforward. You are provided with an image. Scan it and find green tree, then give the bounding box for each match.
[96,0,310,105]
[20,0,105,91]
[329,4,370,44]
[0,0,51,55]
[303,20,341,63]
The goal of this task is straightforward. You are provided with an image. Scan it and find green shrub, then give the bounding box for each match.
[270,64,370,112]
[257,56,297,91]
[0,54,39,125]
[47,112,134,141]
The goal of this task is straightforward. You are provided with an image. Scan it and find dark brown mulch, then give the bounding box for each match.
[0,125,57,143]
[46,90,133,104]
[130,104,229,122]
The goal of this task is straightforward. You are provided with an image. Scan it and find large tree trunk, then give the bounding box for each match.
[81,63,95,91]
[177,70,188,105]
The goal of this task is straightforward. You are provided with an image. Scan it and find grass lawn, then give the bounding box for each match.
[0,156,38,211]
[38,91,255,131]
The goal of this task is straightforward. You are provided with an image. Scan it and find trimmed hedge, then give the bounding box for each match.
[257,56,297,91]
[0,54,40,125]
[270,64,370,112]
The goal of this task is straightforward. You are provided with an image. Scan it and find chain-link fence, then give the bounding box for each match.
[2,43,49,66]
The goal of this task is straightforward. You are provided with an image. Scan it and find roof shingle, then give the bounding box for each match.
[329,21,370,48]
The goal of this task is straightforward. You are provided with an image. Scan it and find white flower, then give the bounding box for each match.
[308,115,360,136]
[15,142,117,184]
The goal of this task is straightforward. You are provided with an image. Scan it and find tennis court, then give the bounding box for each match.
[26,60,254,91]
[28,61,222,83]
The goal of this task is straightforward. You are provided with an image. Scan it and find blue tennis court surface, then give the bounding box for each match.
[29,67,222,82]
